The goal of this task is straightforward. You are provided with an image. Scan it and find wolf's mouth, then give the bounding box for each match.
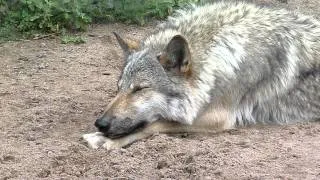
[102,120,148,139]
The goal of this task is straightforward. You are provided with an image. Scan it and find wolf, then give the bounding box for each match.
[83,1,320,150]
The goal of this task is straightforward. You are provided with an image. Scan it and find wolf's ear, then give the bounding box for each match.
[159,35,192,75]
[113,32,139,57]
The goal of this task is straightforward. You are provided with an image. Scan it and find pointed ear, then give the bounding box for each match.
[159,35,192,75]
[113,32,140,56]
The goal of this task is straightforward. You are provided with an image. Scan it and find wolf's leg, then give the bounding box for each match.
[82,132,109,149]
[101,130,151,150]
[82,121,218,150]
[101,121,222,150]
[83,108,232,151]
[82,122,180,150]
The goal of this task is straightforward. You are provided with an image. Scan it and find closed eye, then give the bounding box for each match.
[132,86,150,93]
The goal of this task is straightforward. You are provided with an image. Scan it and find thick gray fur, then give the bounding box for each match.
[124,1,320,126]
[86,1,320,149]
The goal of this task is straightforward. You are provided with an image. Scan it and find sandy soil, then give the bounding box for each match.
[1,0,320,179]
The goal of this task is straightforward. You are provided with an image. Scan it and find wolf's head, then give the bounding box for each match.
[95,32,194,138]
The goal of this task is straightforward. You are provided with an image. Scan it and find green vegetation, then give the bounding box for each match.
[61,34,86,44]
[0,0,200,42]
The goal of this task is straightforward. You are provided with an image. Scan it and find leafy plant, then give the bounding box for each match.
[0,0,201,42]
[2,0,92,33]
[61,34,86,44]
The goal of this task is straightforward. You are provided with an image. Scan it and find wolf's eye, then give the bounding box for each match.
[132,86,143,93]
[156,54,161,61]
[132,86,149,93]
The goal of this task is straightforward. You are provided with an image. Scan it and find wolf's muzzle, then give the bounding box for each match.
[94,116,112,133]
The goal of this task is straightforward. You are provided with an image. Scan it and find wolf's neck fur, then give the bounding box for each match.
[143,2,320,126]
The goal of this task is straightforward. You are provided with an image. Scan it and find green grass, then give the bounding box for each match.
[61,35,86,44]
[0,25,21,43]
[0,0,200,43]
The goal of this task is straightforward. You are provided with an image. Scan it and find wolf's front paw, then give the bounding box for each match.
[82,132,108,149]
[102,139,121,150]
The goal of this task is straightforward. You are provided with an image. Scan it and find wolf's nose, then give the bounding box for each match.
[94,117,111,132]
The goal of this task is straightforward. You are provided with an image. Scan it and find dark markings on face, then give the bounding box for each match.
[105,45,193,136]
[104,118,147,139]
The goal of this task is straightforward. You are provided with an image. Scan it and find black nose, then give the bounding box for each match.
[94,116,111,132]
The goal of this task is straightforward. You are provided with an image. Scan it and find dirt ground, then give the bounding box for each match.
[1,0,320,179]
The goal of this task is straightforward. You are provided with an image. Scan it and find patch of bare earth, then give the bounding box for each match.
[0,0,320,179]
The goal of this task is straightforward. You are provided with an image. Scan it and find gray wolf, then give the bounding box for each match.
[83,1,320,150]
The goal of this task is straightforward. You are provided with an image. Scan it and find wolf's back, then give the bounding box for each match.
[142,1,320,125]
[145,1,320,65]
